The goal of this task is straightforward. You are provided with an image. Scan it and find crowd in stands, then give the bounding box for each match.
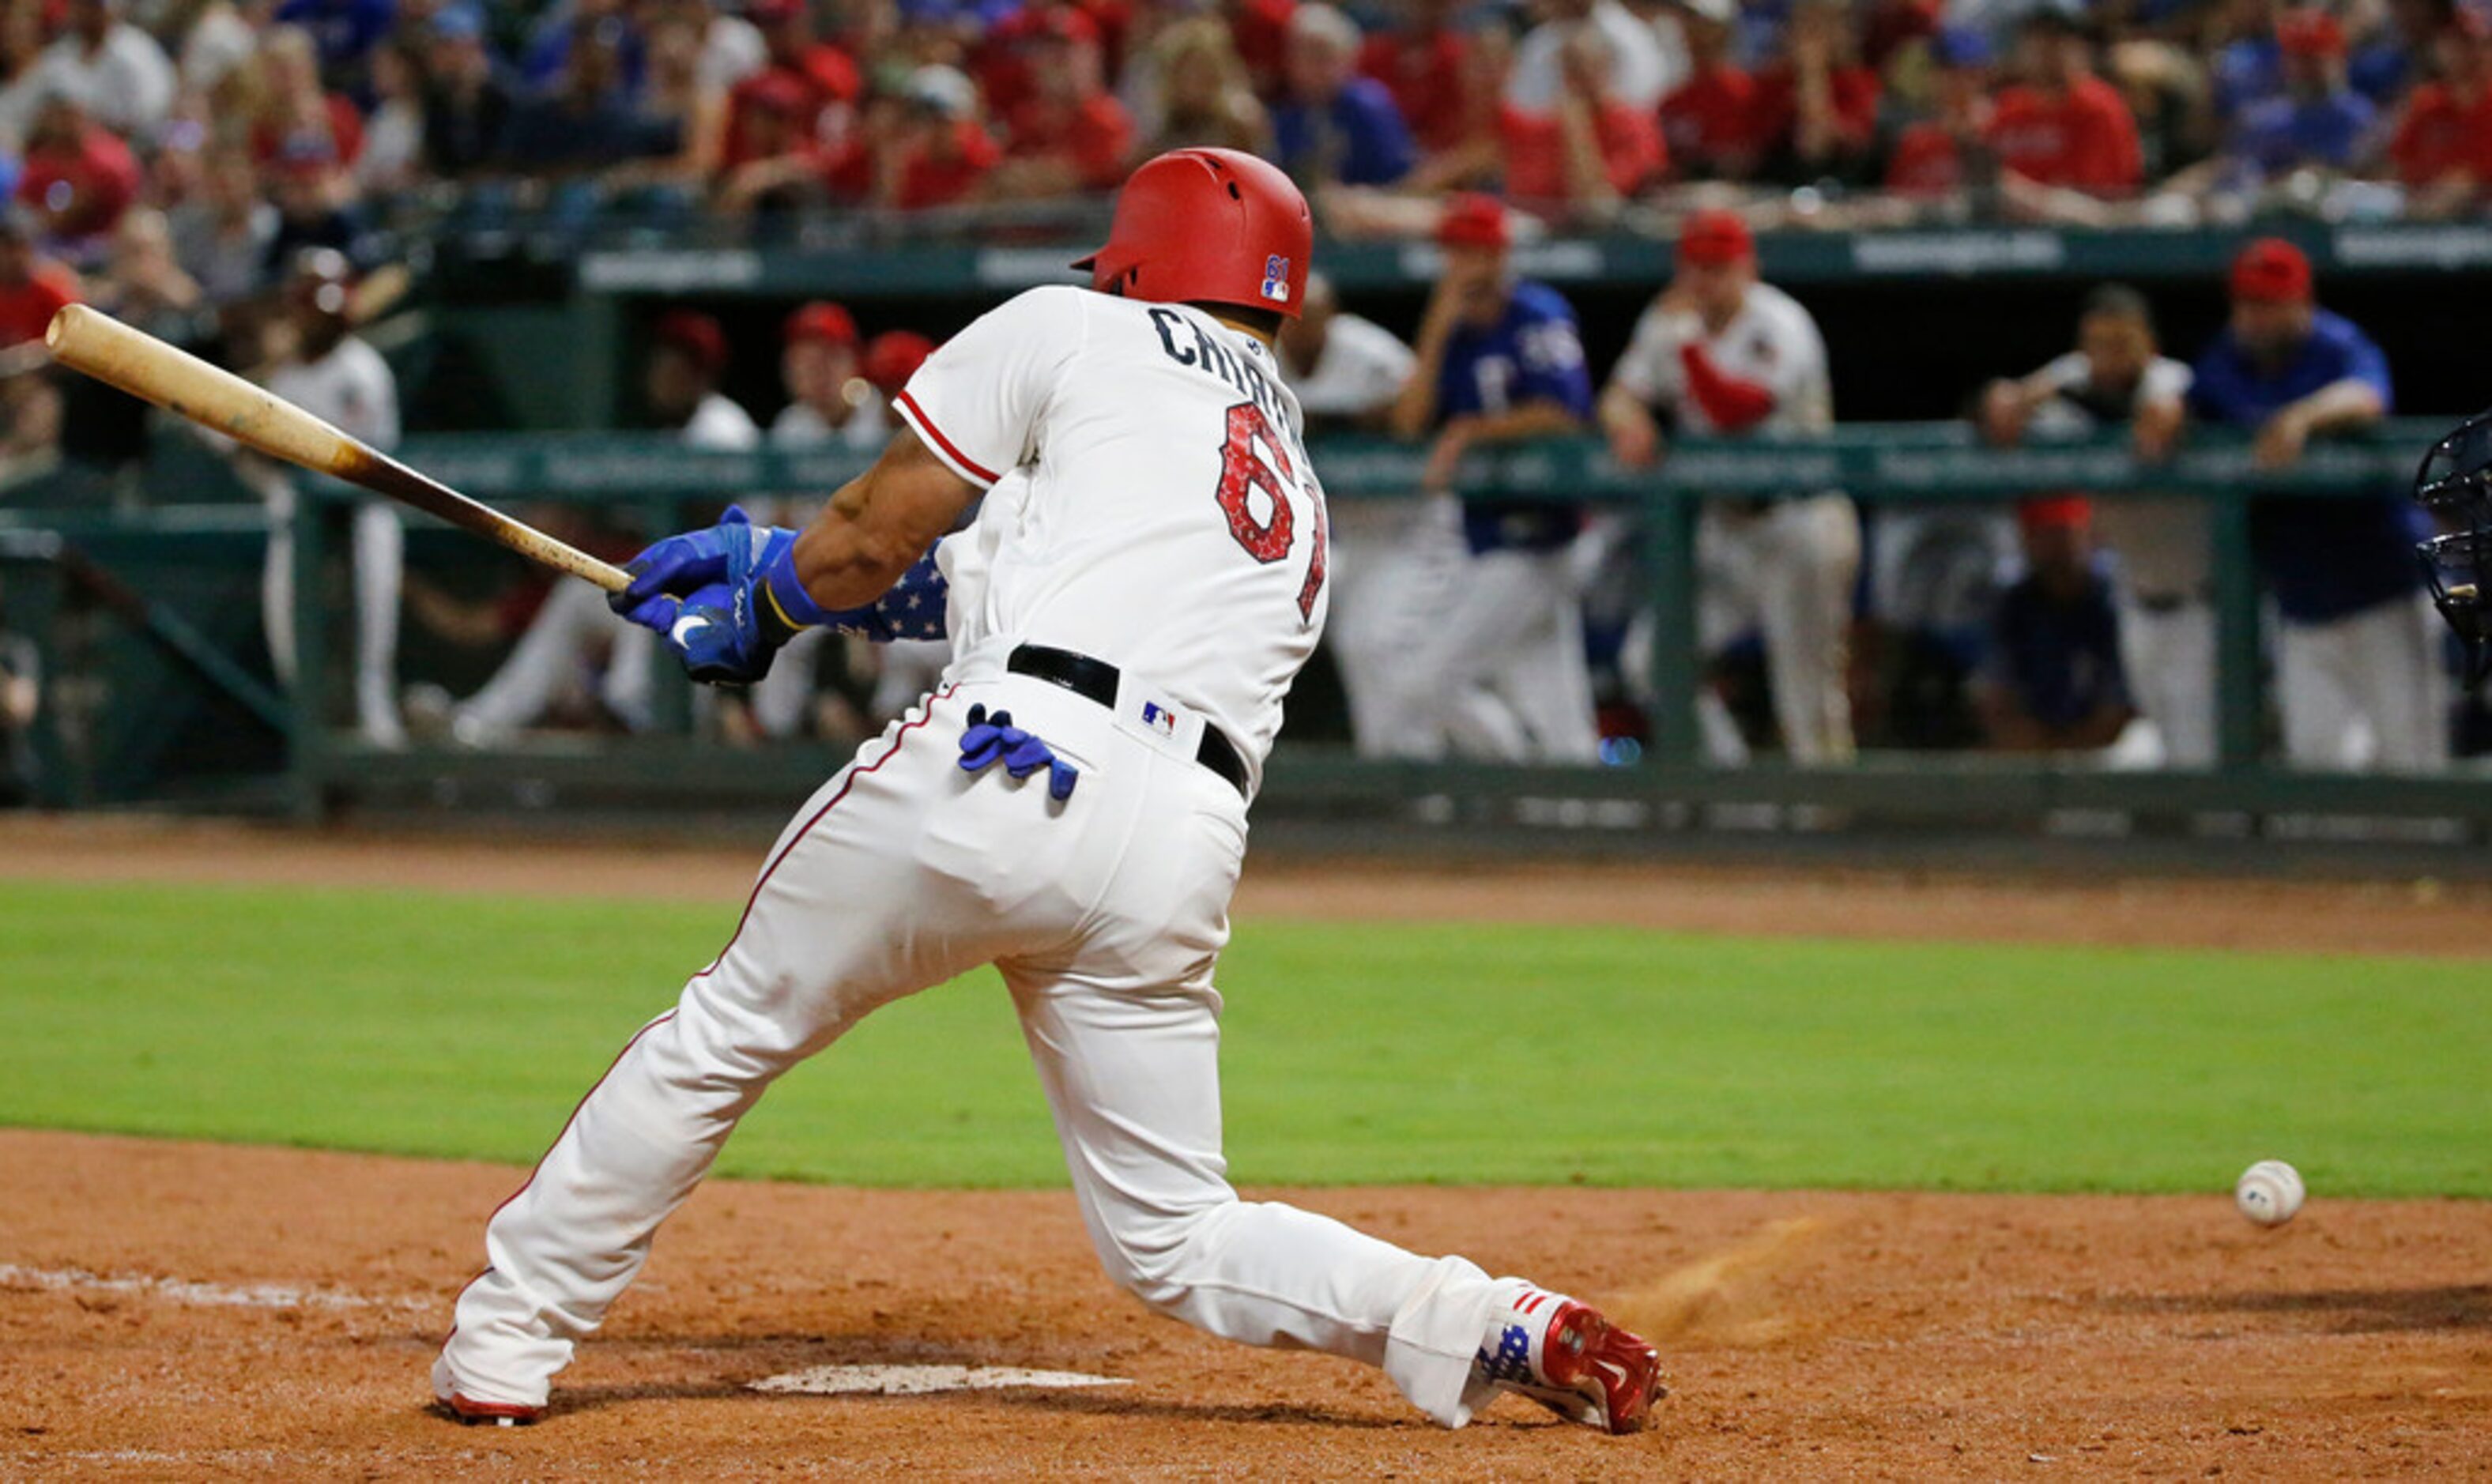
[0,0,2475,273]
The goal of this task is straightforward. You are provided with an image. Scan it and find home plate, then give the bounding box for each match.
[751,1365,1131,1397]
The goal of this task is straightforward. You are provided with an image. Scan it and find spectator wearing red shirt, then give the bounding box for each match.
[989,8,1135,198]
[14,96,140,248]
[1883,26,1997,198]
[721,0,861,171]
[1985,9,2142,196]
[1359,0,1469,153]
[1747,0,1883,184]
[719,69,831,213]
[1229,0,1299,96]
[1658,0,1762,181]
[247,26,365,173]
[2388,13,2492,214]
[980,0,1136,122]
[0,212,79,348]
[880,63,1002,209]
[1500,28,1665,214]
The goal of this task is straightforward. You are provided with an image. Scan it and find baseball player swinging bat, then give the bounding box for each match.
[42,303,628,594]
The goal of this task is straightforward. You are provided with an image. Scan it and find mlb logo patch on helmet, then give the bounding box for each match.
[1261,255,1291,303]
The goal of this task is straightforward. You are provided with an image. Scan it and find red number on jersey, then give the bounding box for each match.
[1214,401,1328,622]
[1215,402,1296,563]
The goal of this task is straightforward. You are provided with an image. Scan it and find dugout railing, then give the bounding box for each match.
[6,418,2464,832]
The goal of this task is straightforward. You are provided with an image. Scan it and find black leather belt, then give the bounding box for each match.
[1006,643,1250,799]
[2133,590,2211,615]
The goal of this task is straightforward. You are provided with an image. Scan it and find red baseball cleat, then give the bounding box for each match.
[434,1391,545,1427]
[1476,1288,1665,1435]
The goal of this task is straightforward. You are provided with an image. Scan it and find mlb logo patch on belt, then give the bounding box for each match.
[1140,701,1179,737]
[1261,255,1290,303]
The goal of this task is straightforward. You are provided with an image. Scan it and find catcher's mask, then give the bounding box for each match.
[2415,408,2492,683]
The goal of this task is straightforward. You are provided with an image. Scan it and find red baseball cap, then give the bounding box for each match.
[2018,495,2092,533]
[1677,207,1755,266]
[1030,6,1101,47]
[784,300,858,348]
[2276,9,2345,57]
[862,330,937,394]
[2230,237,2313,302]
[653,310,730,375]
[1436,192,1511,250]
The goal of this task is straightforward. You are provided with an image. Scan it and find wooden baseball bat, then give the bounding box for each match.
[43,303,631,594]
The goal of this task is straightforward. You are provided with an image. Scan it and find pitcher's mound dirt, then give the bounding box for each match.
[4,1132,2488,1480]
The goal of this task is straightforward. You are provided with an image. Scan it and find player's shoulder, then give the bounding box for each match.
[1506,280,1578,325]
[2309,307,2381,352]
[1332,312,1414,363]
[978,282,1103,336]
[1746,281,1817,329]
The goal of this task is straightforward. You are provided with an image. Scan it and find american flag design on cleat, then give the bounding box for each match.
[1474,1286,1666,1435]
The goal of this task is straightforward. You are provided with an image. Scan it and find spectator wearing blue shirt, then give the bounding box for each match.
[1978,497,2137,753]
[1271,5,1417,188]
[276,0,397,90]
[2209,5,2285,126]
[2188,238,2449,770]
[2227,10,2375,177]
[1376,193,1599,763]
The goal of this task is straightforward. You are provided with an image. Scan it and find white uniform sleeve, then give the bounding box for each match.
[2137,356,2192,409]
[1340,317,1416,403]
[1757,296,1829,407]
[1610,303,1691,407]
[2035,352,2090,395]
[895,285,1091,488]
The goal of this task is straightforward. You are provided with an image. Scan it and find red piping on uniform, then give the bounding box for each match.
[896,391,1001,484]
[1678,341,1776,431]
[445,686,959,1339]
[441,1005,680,1346]
[696,683,958,979]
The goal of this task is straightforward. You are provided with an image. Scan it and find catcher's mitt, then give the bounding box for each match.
[2415,409,2492,683]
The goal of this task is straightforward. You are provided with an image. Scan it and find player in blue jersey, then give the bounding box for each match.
[2188,238,2446,770]
[1379,193,1600,763]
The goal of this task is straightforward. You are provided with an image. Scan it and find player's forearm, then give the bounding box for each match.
[1388,335,1447,439]
[1597,383,1648,438]
[2283,379,2385,437]
[790,497,932,611]
[1459,400,1583,445]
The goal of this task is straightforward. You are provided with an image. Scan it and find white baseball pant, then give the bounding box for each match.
[1697,495,1858,765]
[435,641,1529,1427]
[2275,593,2449,772]
[453,577,656,740]
[1329,497,1536,761]
[261,485,405,748]
[2114,596,2215,770]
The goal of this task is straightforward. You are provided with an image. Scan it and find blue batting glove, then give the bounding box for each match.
[654,581,777,687]
[613,505,797,686]
[957,704,1077,801]
[614,503,747,610]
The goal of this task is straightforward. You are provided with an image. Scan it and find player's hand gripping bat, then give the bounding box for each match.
[43,303,629,593]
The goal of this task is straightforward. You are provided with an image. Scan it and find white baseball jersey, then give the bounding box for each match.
[770,398,890,450]
[268,335,400,452]
[683,392,761,450]
[1610,281,1832,437]
[895,285,1329,780]
[1280,312,1415,422]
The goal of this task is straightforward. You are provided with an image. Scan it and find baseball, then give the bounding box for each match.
[2234,1160,2305,1226]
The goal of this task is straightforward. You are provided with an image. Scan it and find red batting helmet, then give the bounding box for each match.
[1073,148,1313,319]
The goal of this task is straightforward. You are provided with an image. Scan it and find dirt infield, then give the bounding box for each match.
[3,1132,2488,1479]
[5,817,2491,1478]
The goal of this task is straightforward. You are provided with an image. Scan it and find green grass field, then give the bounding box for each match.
[4,879,2484,1197]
